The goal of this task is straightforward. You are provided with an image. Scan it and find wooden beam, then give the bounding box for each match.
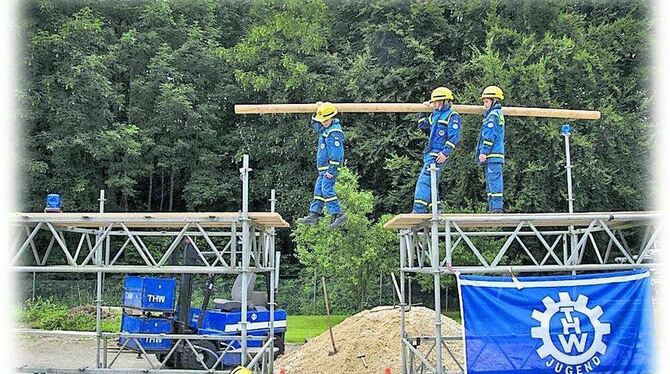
[13,212,291,228]
[383,211,654,230]
[234,103,601,120]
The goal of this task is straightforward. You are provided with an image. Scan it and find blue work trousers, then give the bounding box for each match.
[413,154,447,213]
[309,173,342,215]
[485,163,504,211]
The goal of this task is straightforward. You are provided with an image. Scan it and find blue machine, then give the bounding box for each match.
[120,314,173,351]
[119,242,287,370]
[122,276,177,312]
[120,276,177,353]
[187,307,288,366]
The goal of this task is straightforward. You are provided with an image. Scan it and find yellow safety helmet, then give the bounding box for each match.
[430,87,454,102]
[230,366,252,374]
[481,85,504,100]
[313,102,338,123]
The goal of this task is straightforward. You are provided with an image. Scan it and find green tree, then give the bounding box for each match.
[292,167,397,312]
[94,123,153,210]
[21,6,122,210]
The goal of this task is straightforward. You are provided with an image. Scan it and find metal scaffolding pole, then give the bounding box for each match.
[240,154,251,366]
[399,231,408,374]
[562,125,575,215]
[562,124,578,275]
[268,189,277,373]
[95,189,105,368]
[12,265,274,274]
[429,163,443,374]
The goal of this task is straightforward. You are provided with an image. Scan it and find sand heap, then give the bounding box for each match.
[275,306,463,374]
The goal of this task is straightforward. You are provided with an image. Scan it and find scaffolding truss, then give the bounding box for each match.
[386,211,660,274]
[385,164,661,374]
[11,212,287,274]
[12,155,287,374]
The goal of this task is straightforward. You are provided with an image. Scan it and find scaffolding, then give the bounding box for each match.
[383,164,661,374]
[11,155,288,373]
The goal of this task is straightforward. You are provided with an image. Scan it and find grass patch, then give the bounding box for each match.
[445,310,461,324]
[18,300,461,341]
[285,315,348,343]
[18,298,121,332]
[284,311,460,344]
[19,299,350,341]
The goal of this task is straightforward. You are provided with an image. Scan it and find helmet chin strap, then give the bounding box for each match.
[436,101,450,111]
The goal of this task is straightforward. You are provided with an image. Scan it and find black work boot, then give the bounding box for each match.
[329,213,348,229]
[297,212,321,225]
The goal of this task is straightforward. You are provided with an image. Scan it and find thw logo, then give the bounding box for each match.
[557,307,587,353]
[147,294,166,303]
[531,293,610,367]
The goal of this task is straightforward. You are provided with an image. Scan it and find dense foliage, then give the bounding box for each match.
[18,0,651,313]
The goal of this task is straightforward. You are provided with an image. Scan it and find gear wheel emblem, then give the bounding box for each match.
[531,292,610,366]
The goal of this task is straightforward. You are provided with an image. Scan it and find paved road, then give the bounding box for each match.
[15,335,300,371]
[16,335,156,370]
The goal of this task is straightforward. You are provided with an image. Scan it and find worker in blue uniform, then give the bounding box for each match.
[412,87,462,213]
[297,102,348,229]
[476,85,506,213]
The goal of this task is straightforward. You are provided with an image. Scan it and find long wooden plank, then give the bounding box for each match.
[234,103,601,120]
[383,211,656,230]
[13,212,290,229]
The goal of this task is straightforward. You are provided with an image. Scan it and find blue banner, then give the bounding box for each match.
[458,269,655,374]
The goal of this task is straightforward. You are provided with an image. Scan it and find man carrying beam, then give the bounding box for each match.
[412,87,462,213]
[476,86,506,213]
[297,102,348,229]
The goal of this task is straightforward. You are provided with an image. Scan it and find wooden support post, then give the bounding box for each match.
[321,276,338,355]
